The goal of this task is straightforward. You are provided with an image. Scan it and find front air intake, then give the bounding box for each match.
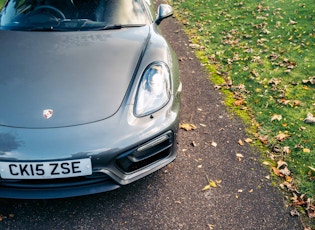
[115,131,174,173]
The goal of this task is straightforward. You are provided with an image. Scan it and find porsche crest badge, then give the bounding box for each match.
[43,109,53,119]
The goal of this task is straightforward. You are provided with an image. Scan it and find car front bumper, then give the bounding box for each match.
[0,95,180,199]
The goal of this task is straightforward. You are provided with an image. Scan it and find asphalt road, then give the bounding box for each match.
[0,4,303,230]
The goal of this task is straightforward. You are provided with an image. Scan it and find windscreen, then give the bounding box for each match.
[0,0,150,31]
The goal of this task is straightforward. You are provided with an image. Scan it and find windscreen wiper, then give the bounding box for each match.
[26,26,65,31]
[93,24,146,31]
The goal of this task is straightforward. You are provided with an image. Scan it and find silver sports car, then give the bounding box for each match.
[0,0,181,199]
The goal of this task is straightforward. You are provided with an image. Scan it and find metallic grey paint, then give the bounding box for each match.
[0,0,180,199]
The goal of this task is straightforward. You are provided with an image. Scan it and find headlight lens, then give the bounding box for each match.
[135,62,171,116]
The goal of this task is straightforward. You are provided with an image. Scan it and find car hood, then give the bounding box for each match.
[0,27,150,128]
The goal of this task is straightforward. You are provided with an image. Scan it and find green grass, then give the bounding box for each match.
[171,0,315,209]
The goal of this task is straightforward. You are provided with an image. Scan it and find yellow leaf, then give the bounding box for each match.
[202,180,217,191]
[209,180,217,188]
[179,123,197,131]
[303,148,311,153]
[245,138,252,143]
[202,184,211,191]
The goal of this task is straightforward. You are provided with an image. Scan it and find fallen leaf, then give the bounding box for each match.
[280,181,293,191]
[272,167,282,177]
[259,135,268,145]
[202,180,217,191]
[236,153,244,161]
[285,175,292,182]
[280,167,291,176]
[283,146,291,154]
[271,114,282,122]
[189,43,201,49]
[303,148,311,153]
[180,123,197,131]
[304,113,315,124]
[309,166,315,172]
[277,160,288,169]
[299,126,307,131]
[290,209,300,216]
[244,138,252,143]
[208,224,215,230]
[234,99,244,106]
[308,211,315,219]
[202,185,211,191]
[276,132,289,141]
[302,76,315,85]
[238,139,244,146]
[209,181,217,188]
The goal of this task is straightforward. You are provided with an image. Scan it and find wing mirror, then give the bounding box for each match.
[155,4,173,25]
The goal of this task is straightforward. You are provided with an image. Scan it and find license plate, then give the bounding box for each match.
[0,158,92,179]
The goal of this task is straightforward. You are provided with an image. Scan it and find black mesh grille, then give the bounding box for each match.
[0,172,111,189]
[115,131,174,173]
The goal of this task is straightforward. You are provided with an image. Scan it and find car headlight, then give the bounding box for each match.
[135,62,171,116]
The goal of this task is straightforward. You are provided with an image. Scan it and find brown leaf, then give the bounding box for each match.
[259,135,268,145]
[234,99,244,106]
[308,211,315,218]
[276,132,289,141]
[272,167,283,177]
[285,175,292,183]
[238,139,244,146]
